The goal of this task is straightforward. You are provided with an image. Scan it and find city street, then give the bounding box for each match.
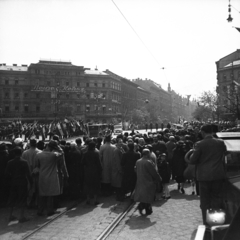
[0,182,202,240]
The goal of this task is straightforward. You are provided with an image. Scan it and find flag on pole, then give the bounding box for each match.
[57,122,63,136]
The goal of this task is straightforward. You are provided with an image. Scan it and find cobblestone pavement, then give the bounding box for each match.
[0,182,202,240]
[0,196,131,240]
[107,182,202,240]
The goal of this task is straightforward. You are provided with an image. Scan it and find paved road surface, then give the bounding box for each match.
[0,182,202,240]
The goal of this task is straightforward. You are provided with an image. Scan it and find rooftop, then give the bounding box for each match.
[0,64,28,71]
[38,59,72,65]
[84,69,108,75]
[224,60,240,68]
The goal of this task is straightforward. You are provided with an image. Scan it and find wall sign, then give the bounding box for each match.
[31,85,86,93]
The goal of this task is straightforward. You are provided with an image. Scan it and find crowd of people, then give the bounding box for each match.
[0,122,229,226]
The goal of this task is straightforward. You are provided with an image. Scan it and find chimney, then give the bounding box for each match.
[13,64,17,66]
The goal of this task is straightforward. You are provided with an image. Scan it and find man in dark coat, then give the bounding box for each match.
[121,143,141,197]
[82,141,102,205]
[187,124,227,225]
[5,147,32,222]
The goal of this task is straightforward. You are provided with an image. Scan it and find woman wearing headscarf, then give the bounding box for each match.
[172,141,188,193]
[121,142,141,198]
[134,149,161,215]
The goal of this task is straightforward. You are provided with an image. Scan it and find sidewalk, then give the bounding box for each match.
[107,182,202,240]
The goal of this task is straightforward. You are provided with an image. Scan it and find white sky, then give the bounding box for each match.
[0,0,240,99]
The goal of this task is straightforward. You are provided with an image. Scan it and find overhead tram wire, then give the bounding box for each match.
[111,0,215,87]
[111,0,164,71]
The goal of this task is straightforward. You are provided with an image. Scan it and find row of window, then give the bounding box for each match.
[222,71,240,80]
[3,91,122,101]
[2,80,121,90]
[3,80,19,85]
[4,104,31,112]
[3,104,119,113]
[35,69,83,76]
[4,92,29,98]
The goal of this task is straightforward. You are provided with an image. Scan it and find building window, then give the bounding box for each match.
[94,83,97,87]
[35,69,40,74]
[77,82,80,87]
[14,93,19,98]
[36,105,40,112]
[36,93,40,98]
[15,105,19,112]
[4,92,9,98]
[77,94,80,99]
[5,80,9,85]
[86,83,89,87]
[15,80,19,85]
[66,93,69,99]
[66,82,69,86]
[5,105,9,112]
[47,81,50,86]
[24,93,28,98]
[102,83,105,88]
[24,104,29,112]
[77,105,81,112]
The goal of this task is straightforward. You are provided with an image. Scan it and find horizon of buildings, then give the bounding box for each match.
[0,59,197,124]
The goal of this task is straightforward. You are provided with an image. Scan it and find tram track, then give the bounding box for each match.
[21,198,82,240]
[21,198,135,240]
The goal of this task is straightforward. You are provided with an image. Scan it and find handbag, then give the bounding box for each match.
[183,164,196,179]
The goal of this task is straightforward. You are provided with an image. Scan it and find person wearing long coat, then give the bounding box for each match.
[82,141,102,205]
[121,143,141,196]
[172,141,187,193]
[35,141,63,216]
[64,142,83,199]
[111,138,125,201]
[134,149,161,215]
[99,135,116,195]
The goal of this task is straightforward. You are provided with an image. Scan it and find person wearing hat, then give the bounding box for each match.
[22,138,42,208]
[134,148,161,215]
[186,124,227,226]
[99,135,116,196]
[64,141,83,200]
[35,140,66,216]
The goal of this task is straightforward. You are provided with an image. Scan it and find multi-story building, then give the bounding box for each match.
[0,63,29,119]
[104,70,139,121]
[133,78,172,123]
[216,49,240,121]
[0,60,122,123]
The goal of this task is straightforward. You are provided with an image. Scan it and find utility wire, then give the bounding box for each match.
[111,0,164,70]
